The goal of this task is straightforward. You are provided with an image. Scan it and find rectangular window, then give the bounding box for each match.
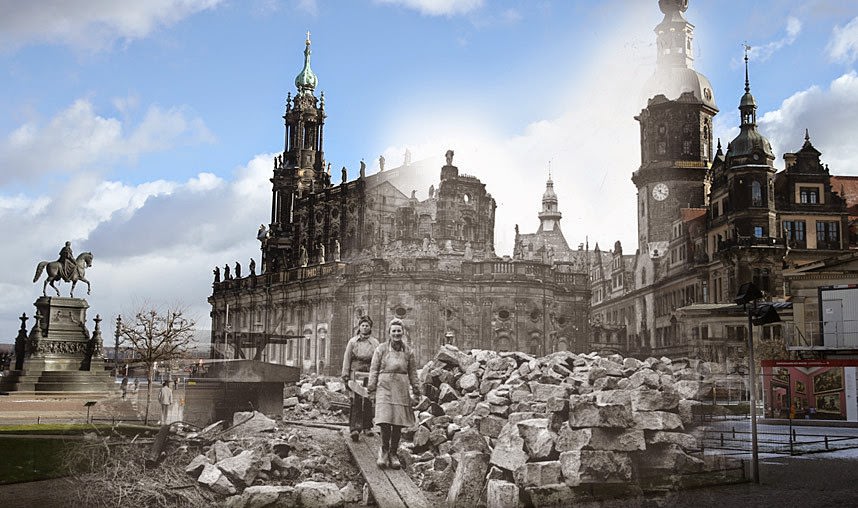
[800,187,819,204]
[783,220,807,247]
[816,221,840,249]
[754,226,764,238]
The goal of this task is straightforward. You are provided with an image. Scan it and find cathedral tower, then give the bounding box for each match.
[266,33,328,271]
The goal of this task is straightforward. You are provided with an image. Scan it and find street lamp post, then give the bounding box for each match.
[114,315,122,377]
[735,282,781,484]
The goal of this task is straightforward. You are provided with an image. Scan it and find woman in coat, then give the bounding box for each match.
[367,318,421,469]
[341,315,380,441]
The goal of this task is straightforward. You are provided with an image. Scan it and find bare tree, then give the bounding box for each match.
[119,305,196,424]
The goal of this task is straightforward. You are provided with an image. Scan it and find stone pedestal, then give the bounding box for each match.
[0,297,113,393]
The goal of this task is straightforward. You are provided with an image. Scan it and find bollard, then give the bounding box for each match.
[720,433,724,447]
[825,436,829,450]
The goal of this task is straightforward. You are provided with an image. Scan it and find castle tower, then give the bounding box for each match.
[632,0,718,256]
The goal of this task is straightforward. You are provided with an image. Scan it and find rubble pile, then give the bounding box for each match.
[283,375,350,417]
[184,411,360,508]
[403,345,743,506]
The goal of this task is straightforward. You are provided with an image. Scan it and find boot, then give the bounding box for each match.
[388,449,401,470]
[377,447,389,468]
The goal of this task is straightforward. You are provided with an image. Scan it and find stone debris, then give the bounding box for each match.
[399,344,744,505]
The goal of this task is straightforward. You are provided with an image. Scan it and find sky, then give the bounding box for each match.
[2,0,858,340]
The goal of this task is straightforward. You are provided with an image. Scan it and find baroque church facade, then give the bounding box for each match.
[210,0,858,370]
[208,35,591,371]
[589,0,857,362]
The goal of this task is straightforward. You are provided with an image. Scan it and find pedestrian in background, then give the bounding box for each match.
[368,318,421,469]
[120,376,128,399]
[341,315,379,441]
[158,380,173,425]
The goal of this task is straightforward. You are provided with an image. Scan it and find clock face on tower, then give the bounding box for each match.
[652,183,669,201]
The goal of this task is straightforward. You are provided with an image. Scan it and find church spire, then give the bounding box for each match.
[538,166,562,232]
[739,44,757,127]
[294,31,318,96]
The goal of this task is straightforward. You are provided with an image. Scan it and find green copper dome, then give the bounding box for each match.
[294,33,318,95]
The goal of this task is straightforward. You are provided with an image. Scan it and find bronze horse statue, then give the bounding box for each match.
[33,251,93,297]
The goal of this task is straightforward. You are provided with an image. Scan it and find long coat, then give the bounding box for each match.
[368,341,418,427]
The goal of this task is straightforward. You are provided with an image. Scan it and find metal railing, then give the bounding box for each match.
[784,320,858,350]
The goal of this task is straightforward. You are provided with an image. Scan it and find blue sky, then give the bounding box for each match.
[2,0,858,339]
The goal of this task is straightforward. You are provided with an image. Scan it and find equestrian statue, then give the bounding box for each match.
[33,241,94,297]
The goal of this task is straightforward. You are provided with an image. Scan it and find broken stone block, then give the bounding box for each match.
[592,376,620,391]
[514,460,562,487]
[413,426,432,451]
[441,400,462,416]
[439,383,460,403]
[626,369,661,389]
[490,425,528,472]
[632,411,683,431]
[521,483,573,507]
[325,380,345,393]
[594,389,631,407]
[446,451,490,508]
[638,443,704,474]
[480,379,502,395]
[486,479,519,508]
[567,400,633,429]
[185,454,210,479]
[296,481,345,508]
[517,418,555,460]
[508,411,538,425]
[451,427,490,455]
[673,380,713,400]
[434,454,452,471]
[585,428,645,452]
[478,415,506,438]
[458,373,479,393]
[339,482,361,504]
[484,357,517,380]
[208,440,233,463]
[489,403,511,417]
[529,382,570,402]
[429,428,448,446]
[560,450,633,485]
[486,390,511,406]
[283,396,299,408]
[645,431,698,449]
[224,485,297,508]
[555,426,591,453]
[510,387,533,403]
[630,387,679,412]
[217,450,259,487]
[229,411,276,434]
[198,463,236,496]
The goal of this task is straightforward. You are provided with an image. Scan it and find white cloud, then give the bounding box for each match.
[379,2,652,257]
[374,0,484,17]
[295,0,319,16]
[758,70,858,172]
[0,99,213,185]
[0,0,223,51]
[748,16,801,62]
[0,156,271,336]
[828,16,858,64]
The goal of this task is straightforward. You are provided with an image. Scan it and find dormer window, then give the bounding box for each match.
[799,187,819,204]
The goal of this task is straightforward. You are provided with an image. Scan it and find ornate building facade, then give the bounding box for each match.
[590,0,856,362]
[208,35,591,371]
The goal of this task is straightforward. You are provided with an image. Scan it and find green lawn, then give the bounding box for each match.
[0,424,157,484]
[0,436,74,484]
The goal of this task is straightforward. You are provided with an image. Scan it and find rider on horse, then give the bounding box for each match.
[58,241,75,281]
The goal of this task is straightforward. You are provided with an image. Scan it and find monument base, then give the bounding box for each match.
[1,296,114,394]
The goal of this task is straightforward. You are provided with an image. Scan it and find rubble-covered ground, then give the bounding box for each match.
[64,345,753,507]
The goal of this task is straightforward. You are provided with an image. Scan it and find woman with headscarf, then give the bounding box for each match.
[367,318,421,469]
[341,315,379,441]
